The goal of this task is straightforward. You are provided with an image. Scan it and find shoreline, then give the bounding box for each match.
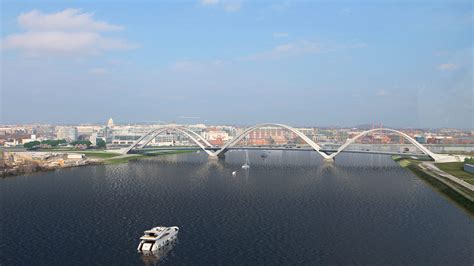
[0,150,197,177]
[392,156,474,215]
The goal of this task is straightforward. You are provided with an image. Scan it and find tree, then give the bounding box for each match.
[96,138,106,149]
[24,141,41,149]
[70,140,92,146]
[41,139,66,147]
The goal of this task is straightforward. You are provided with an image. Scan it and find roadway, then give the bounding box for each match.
[130,146,430,158]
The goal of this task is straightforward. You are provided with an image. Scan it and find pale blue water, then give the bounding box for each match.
[1,151,473,265]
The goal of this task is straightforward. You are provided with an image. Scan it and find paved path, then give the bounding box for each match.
[422,162,474,192]
[420,162,474,201]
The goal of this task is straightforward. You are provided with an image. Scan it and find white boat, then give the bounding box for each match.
[232,171,237,176]
[137,226,179,253]
[242,150,250,169]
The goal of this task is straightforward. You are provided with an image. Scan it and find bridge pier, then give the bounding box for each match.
[208,153,225,160]
[323,157,334,163]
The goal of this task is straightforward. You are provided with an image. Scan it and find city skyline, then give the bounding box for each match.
[1,114,474,130]
[1,1,473,128]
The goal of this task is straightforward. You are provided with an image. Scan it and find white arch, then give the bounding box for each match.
[329,128,442,161]
[213,123,332,160]
[122,125,444,162]
[122,127,214,156]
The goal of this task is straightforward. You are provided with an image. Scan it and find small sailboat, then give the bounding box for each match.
[232,171,237,176]
[242,150,250,169]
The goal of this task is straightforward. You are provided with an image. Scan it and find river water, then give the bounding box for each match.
[1,151,473,265]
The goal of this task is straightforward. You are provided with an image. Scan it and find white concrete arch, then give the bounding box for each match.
[329,128,442,161]
[122,127,214,156]
[213,123,332,160]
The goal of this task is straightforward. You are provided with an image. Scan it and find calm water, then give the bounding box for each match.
[1,151,473,265]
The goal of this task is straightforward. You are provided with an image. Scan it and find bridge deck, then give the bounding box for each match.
[131,146,429,157]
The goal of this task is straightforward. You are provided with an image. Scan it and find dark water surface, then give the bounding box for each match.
[1,151,473,265]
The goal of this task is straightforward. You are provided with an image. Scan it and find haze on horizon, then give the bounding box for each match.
[1,0,472,129]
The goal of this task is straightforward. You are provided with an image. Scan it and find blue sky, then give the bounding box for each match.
[1,0,472,128]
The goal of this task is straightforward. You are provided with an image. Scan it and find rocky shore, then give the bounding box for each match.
[0,151,100,177]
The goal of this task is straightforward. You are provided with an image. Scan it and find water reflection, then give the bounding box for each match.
[140,239,178,266]
[1,151,472,265]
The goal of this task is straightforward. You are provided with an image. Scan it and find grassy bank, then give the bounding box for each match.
[71,150,121,159]
[37,148,121,158]
[101,150,196,164]
[393,156,474,214]
[435,162,474,185]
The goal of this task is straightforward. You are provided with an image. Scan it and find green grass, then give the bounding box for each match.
[435,162,474,185]
[36,148,121,158]
[406,163,474,214]
[68,151,121,158]
[391,156,421,166]
[143,150,197,156]
[101,150,196,164]
[398,159,410,167]
[102,155,144,164]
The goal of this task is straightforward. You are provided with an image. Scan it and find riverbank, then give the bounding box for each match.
[434,162,474,184]
[393,156,474,214]
[37,149,197,164]
[0,150,197,177]
[101,150,197,164]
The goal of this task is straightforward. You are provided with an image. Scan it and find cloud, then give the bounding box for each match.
[1,9,136,56]
[89,67,109,75]
[241,39,367,61]
[18,9,122,32]
[199,0,241,12]
[273,32,289,38]
[200,0,219,5]
[270,1,292,11]
[376,89,390,96]
[223,1,241,12]
[344,39,368,48]
[2,31,136,55]
[437,63,459,70]
[170,59,226,71]
[241,41,323,61]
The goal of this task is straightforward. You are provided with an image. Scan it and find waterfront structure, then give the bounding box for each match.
[122,123,465,163]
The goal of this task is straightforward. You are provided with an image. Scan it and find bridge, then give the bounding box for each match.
[119,123,462,163]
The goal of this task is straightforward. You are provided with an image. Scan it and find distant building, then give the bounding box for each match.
[111,135,139,145]
[56,127,78,141]
[203,129,230,141]
[414,135,426,144]
[105,118,114,143]
[244,127,298,145]
[209,138,225,146]
[89,133,98,146]
[107,118,114,128]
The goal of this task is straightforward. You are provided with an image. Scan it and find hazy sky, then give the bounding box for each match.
[1,0,472,128]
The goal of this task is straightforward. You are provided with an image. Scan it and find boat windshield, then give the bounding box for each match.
[158,233,169,239]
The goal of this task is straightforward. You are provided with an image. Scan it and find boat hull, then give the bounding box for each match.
[137,226,179,252]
